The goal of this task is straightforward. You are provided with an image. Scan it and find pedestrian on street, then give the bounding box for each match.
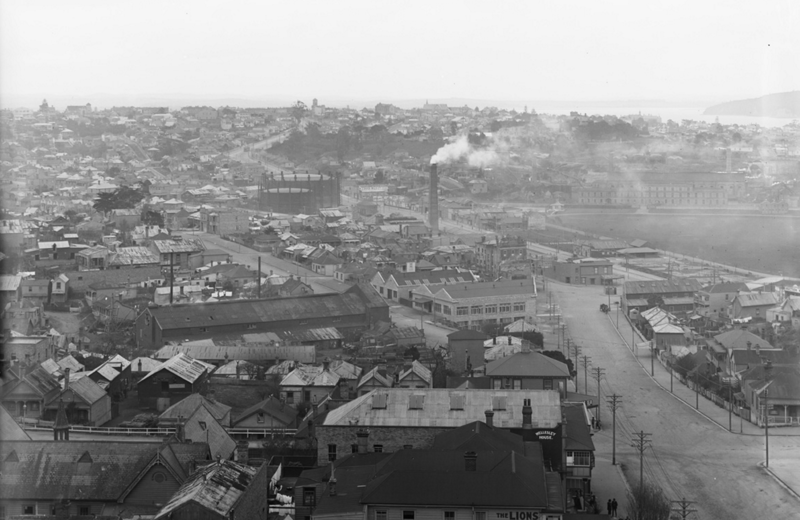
[607,499,612,516]
[612,498,618,516]
[591,417,596,429]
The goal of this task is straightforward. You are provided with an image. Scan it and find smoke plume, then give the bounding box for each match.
[430,135,499,167]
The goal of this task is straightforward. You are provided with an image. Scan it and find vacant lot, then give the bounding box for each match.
[557,212,800,278]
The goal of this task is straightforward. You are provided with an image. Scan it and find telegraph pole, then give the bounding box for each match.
[607,394,622,465]
[594,367,605,425]
[650,341,655,377]
[572,344,581,392]
[580,355,591,395]
[728,381,733,432]
[631,430,653,504]
[670,498,697,520]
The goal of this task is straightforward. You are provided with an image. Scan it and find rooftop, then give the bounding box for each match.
[323,388,561,428]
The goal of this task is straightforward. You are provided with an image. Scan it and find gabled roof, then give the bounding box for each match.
[734,292,780,307]
[0,404,31,441]
[329,359,363,380]
[711,329,774,352]
[5,366,61,400]
[56,355,84,372]
[53,376,108,406]
[130,356,163,373]
[159,393,231,425]
[398,360,432,384]
[357,367,393,389]
[280,366,340,387]
[183,406,235,461]
[154,460,260,520]
[232,395,298,427]
[485,351,571,378]
[0,441,207,501]
[138,353,210,385]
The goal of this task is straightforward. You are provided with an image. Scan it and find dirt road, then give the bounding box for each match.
[549,281,800,519]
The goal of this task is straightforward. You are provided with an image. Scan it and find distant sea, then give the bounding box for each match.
[534,104,796,128]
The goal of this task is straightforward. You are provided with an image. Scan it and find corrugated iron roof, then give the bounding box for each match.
[139,353,210,385]
[149,293,368,330]
[324,388,561,428]
[155,343,315,363]
[155,460,258,520]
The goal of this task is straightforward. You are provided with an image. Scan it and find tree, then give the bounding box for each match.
[626,480,671,520]
[92,186,144,214]
[291,100,308,123]
[335,127,352,162]
[142,210,164,227]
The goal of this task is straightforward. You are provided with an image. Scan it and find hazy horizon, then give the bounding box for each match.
[2,1,799,111]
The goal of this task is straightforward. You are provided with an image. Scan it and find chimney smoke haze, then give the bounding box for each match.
[430,135,499,167]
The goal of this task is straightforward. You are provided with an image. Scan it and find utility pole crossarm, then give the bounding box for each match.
[606,394,622,465]
[670,498,698,520]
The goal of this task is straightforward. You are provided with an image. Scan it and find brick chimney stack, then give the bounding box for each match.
[484,410,494,428]
[522,398,532,430]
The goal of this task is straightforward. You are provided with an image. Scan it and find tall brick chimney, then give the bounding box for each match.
[236,440,249,465]
[356,429,369,454]
[522,398,532,430]
[429,162,439,236]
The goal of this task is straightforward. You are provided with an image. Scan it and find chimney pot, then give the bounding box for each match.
[522,398,533,430]
[484,410,494,428]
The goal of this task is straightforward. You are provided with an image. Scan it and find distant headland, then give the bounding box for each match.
[704,91,800,119]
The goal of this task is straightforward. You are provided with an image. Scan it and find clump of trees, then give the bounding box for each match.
[93,186,145,214]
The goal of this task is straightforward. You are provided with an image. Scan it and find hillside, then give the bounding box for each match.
[703,91,800,118]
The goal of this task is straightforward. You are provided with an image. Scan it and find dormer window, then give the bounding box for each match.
[408,394,425,410]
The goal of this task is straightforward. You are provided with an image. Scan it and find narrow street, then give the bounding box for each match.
[548,281,800,519]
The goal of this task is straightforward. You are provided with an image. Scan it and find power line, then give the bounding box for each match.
[671,498,698,520]
[593,367,606,425]
[606,394,622,465]
[630,430,653,500]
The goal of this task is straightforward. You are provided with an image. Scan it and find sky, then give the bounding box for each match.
[1,0,799,109]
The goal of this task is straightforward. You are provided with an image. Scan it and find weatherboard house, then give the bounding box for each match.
[137,353,211,410]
